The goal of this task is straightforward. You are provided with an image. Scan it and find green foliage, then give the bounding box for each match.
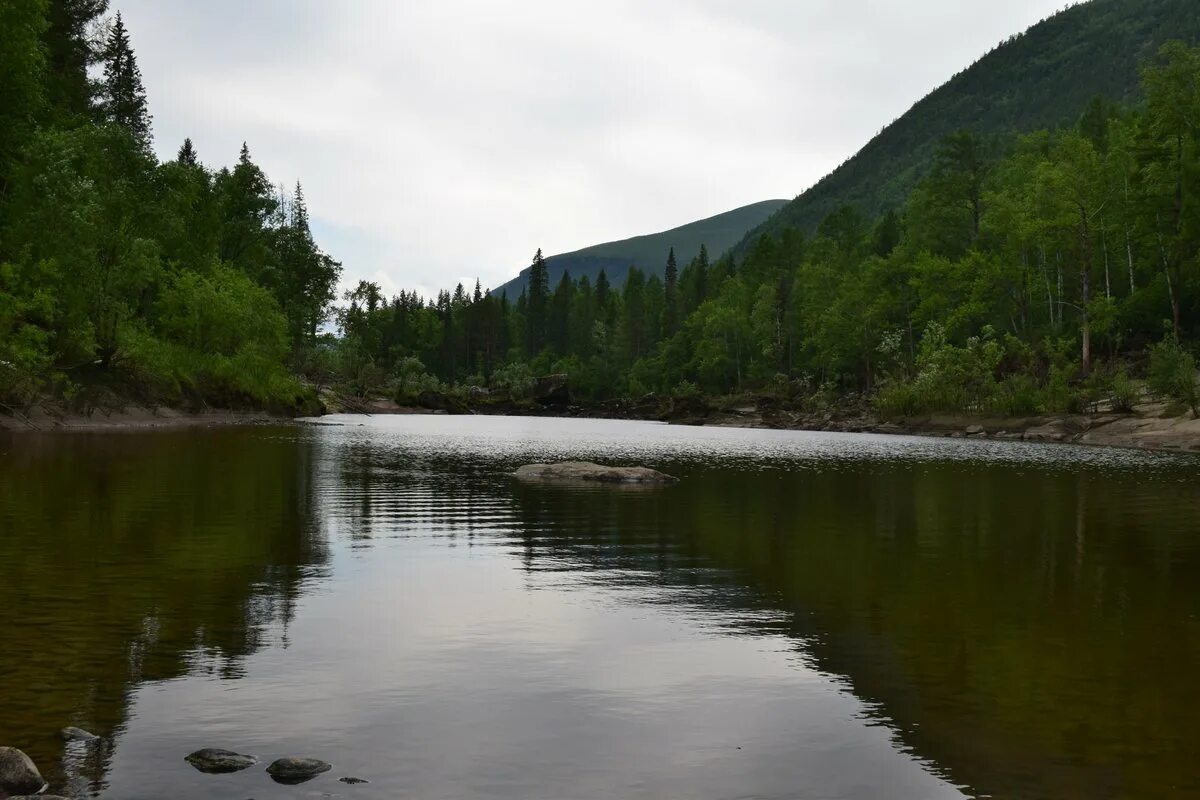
[490,362,535,399]
[1147,338,1198,414]
[0,5,340,417]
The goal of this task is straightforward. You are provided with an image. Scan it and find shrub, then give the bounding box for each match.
[490,362,535,398]
[1148,339,1198,415]
[1109,368,1140,413]
[989,374,1041,416]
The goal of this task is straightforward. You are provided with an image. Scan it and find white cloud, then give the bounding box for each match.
[117,0,1066,296]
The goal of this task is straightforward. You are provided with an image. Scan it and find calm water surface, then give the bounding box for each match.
[1,416,1198,800]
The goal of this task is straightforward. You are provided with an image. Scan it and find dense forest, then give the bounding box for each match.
[336,42,1200,418]
[0,0,340,414]
[2,2,1198,421]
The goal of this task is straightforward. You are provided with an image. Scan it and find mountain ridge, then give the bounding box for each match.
[493,199,787,298]
[736,0,1200,249]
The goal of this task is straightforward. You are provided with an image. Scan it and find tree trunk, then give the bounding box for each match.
[1079,207,1092,375]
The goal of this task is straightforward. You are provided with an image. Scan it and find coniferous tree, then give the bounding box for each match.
[525,248,550,355]
[99,13,151,147]
[548,270,575,355]
[177,137,198,166]
[43,0,108,118]
[217,142,277,272]
[0,0,47,196]
[663,247,680,336]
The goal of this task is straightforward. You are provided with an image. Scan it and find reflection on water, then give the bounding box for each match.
[1,416,1197,800]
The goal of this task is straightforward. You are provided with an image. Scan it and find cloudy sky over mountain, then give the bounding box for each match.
[118,0,1066,297]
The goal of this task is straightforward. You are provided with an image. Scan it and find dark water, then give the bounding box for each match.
[1,416,1198,800]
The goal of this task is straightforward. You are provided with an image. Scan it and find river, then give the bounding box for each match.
[1,416,1197,800]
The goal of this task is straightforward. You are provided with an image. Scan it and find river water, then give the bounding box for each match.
[1,416,1198,800]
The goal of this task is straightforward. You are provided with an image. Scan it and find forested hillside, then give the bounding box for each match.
[335,36,1200,419]
[0,0,341,414]
[741,0,1200,247]
[493,199,786,299]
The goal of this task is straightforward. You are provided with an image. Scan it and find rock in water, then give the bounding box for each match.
[266,757,332,784]
[513,461,678,484]
[61,727,99,742]
[339,776,370,784]
[184,748,259,774]
[0,747,46,796]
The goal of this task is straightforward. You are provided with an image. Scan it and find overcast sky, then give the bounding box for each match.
[118,0,1068,298]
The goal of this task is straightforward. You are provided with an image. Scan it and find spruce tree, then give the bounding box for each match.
[100,12,151,147]
[525,248,550,355]
[43,0,109,118]
[662,247,680,336]
[177,137,198,166]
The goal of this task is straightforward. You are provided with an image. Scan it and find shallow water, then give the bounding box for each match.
[1,416,1198,800]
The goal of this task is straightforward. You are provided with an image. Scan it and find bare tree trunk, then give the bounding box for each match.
[1041,246,1054,329]
[1124,175,1136,294]
[1080,207,1092,375]
[1157,227,1183,342]
[1056,251,1065,329]
[1102,228,1111,299]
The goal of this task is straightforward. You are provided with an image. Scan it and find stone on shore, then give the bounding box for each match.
[61,727,99,742]
[266,757,332,784]
[184,748,259,774]
[514,461,678,484]
[0,747,46,797]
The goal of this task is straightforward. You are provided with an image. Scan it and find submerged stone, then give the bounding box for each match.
[339,776,370,784]
[61,727,100,742]
[266,757,332,784]
[0,747,46,797]
[185,748,259,774]
[513,461,678,484]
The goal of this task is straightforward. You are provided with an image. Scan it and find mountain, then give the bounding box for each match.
[493,199,788,298]
[738,0,1200,248]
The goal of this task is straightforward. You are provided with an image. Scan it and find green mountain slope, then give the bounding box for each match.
[494,199,787,298]
[739,0,1200,247]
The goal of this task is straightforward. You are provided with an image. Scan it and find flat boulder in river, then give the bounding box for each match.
[184,748,259,774]
[266,757,332,784]
[0,747,46,796]
[514,461,678,484]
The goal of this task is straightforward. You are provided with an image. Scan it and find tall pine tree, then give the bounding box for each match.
[662,247,680,336]
[177,137,198,166]
[525,248,550,355]
[99,12,151,147]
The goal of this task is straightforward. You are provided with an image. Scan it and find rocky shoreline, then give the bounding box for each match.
[321,392,1200,454]
[5,392,1199,454]
[0,403,291,433]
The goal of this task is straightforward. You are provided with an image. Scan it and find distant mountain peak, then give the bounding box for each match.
[493,199,788,297]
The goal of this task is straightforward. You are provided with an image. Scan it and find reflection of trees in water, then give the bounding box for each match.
[500,464,1200,800]
[0,429,329,795]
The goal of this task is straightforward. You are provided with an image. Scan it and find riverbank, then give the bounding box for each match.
[320,392,1200,453]
[0,402,290,433]
[6,394,1199,453]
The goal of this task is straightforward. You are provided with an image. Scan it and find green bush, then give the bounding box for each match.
[1148,339,1198,415]
[490,362,535,398]
[989,374,1041,416]
[1109,368,1140,413]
